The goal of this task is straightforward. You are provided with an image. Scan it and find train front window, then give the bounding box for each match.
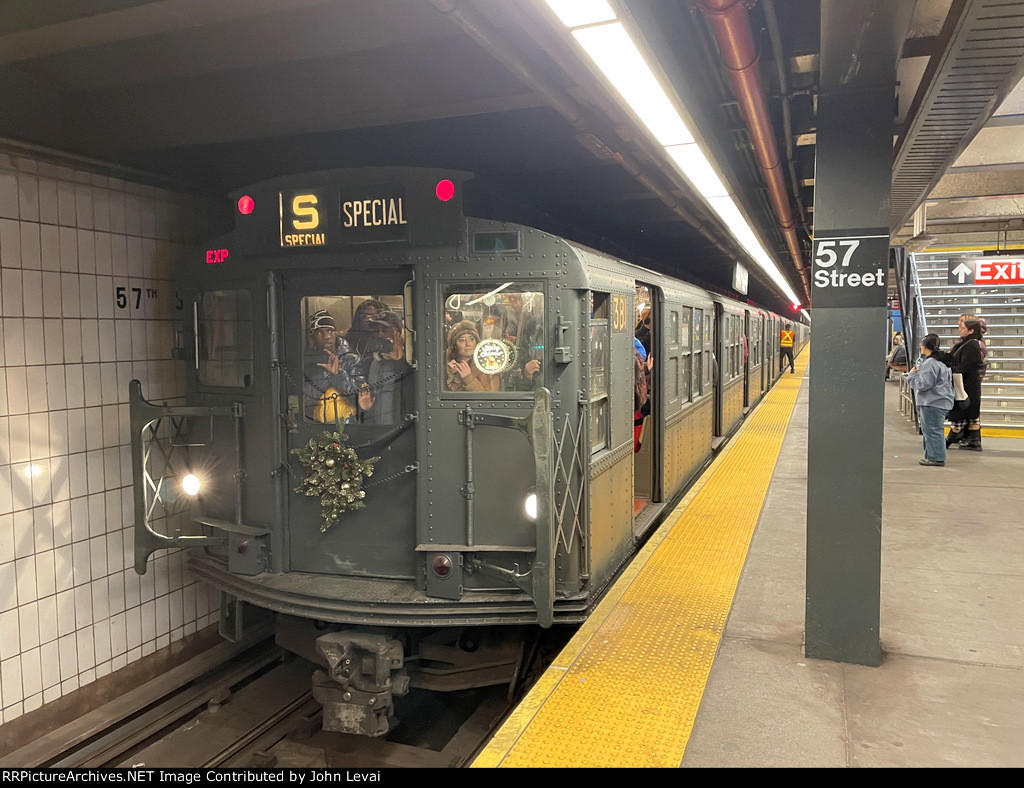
[442,286,544,394]
[300,294,410,424]
[197,290,253,388]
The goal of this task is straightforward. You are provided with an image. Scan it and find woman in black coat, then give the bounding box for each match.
[947,317,988,450]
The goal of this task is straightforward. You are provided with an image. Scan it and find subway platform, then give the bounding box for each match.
[473,350,1024,768]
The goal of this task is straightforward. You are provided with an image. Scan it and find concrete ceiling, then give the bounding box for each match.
[1,0,1022,313]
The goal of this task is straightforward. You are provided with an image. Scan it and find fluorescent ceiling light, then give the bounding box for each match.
[545,0,616,28]
[572,22,694,146]
[801,309,811,321]
[708,195,799,303]
[665,143,729,199]
[549,8,799,305]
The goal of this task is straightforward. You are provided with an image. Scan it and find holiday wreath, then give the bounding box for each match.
[292,431,380,532]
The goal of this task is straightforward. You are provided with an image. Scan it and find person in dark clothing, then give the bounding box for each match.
[345,298,388,357]
[780,322,795,373]
[356,311,412,425]
[635,308,652,356]
[506,313,543,391]
[303,310,364,422]
[947,317,988,450]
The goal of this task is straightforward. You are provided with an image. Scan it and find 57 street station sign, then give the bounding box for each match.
[948,257,1024,286]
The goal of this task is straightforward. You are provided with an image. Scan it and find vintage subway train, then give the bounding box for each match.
[130,168,807,736]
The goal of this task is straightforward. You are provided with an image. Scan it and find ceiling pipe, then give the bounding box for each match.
[762,0,813,242]
[697,0,811,303]
[425,0,743,262]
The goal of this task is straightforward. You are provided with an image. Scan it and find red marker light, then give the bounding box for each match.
[237,195,255,215]
[431,554,453,577]
[792,303,801,311]
[435,179,455,202]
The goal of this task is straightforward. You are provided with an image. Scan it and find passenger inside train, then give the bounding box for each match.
[357,311,413,425]
[345,298,389,357]
[445,320,501,392]
[443,287,545,392]
[303,309,363,423]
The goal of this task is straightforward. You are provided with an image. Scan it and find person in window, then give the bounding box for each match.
[504,293,525,343]
[481,304,510,341]
[446,320,500,392]
[635,308,652,356]
[356,311,412,425]
[345,298,389,357]
[506,313,543,391]
[633,338,649,452]
[304,310,364,422]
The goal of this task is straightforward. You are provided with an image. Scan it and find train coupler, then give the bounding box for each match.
[312,631,410,737]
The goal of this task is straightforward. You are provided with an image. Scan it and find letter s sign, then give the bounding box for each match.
[291,194,320,230]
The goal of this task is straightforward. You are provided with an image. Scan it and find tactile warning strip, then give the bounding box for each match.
[473,351,808,768]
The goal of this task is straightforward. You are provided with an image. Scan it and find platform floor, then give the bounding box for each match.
[474,353,1024,768]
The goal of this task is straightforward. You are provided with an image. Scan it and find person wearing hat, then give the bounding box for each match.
[304,309,363,422]
[446,320,500,392]
[345,298,389,357]
[356,310,412,424]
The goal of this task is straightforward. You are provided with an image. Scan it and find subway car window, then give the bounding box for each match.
[589,299,610,453]
[680,307,692,402]
[301,294,407,424]
[197,290,253,388]
[443,286,544,393]
[692,308,703,396]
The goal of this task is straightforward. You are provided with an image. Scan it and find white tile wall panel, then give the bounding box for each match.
[2,655,24,708]
[0,609,19,660]
[1,152,219,727]
[20,223,40,270]
[40,225,59,272]
[38,596,57,645]
[0,514,13,564]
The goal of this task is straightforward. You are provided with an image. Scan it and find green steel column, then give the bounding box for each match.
[805,0,915,666]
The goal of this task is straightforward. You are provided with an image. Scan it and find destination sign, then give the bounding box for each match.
[811,230,889,308]
[280,190,327,247]
[948,257,1024,286]
[340,182,409,245]
[235,170,469,253]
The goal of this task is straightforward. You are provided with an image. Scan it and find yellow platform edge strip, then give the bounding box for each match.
[980,427,1024,439]
[472,350,808,768]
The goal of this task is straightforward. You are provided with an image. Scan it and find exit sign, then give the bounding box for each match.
[948,258,1024,285]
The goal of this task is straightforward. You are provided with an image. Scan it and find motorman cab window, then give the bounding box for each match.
[442,285,545,394]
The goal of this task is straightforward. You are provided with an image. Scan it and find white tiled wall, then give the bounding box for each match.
[0,151,221,725]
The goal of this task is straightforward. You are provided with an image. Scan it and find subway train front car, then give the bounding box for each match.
[129,168,772,737]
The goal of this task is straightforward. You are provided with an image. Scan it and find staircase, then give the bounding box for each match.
[912,253,1024,430]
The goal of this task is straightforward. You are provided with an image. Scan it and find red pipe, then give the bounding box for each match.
[698,0,810,301]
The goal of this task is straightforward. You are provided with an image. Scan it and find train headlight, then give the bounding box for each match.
[431,554,453,578]
[524,492,538,521]
[182,473,201,497]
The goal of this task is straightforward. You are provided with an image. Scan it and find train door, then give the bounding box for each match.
[743,310,751,408]
[633,284,656,508]
[712,301,724,442]
[279,268,417,578]
[761,311,770,392]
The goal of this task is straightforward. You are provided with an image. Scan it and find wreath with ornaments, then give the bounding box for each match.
[292,431,380,532]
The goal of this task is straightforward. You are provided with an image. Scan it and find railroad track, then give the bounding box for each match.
[0,626,515,769]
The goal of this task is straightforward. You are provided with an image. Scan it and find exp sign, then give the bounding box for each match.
[948,257,1024,286]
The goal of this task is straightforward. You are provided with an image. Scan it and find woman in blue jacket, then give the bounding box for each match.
[906,333,955,467]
